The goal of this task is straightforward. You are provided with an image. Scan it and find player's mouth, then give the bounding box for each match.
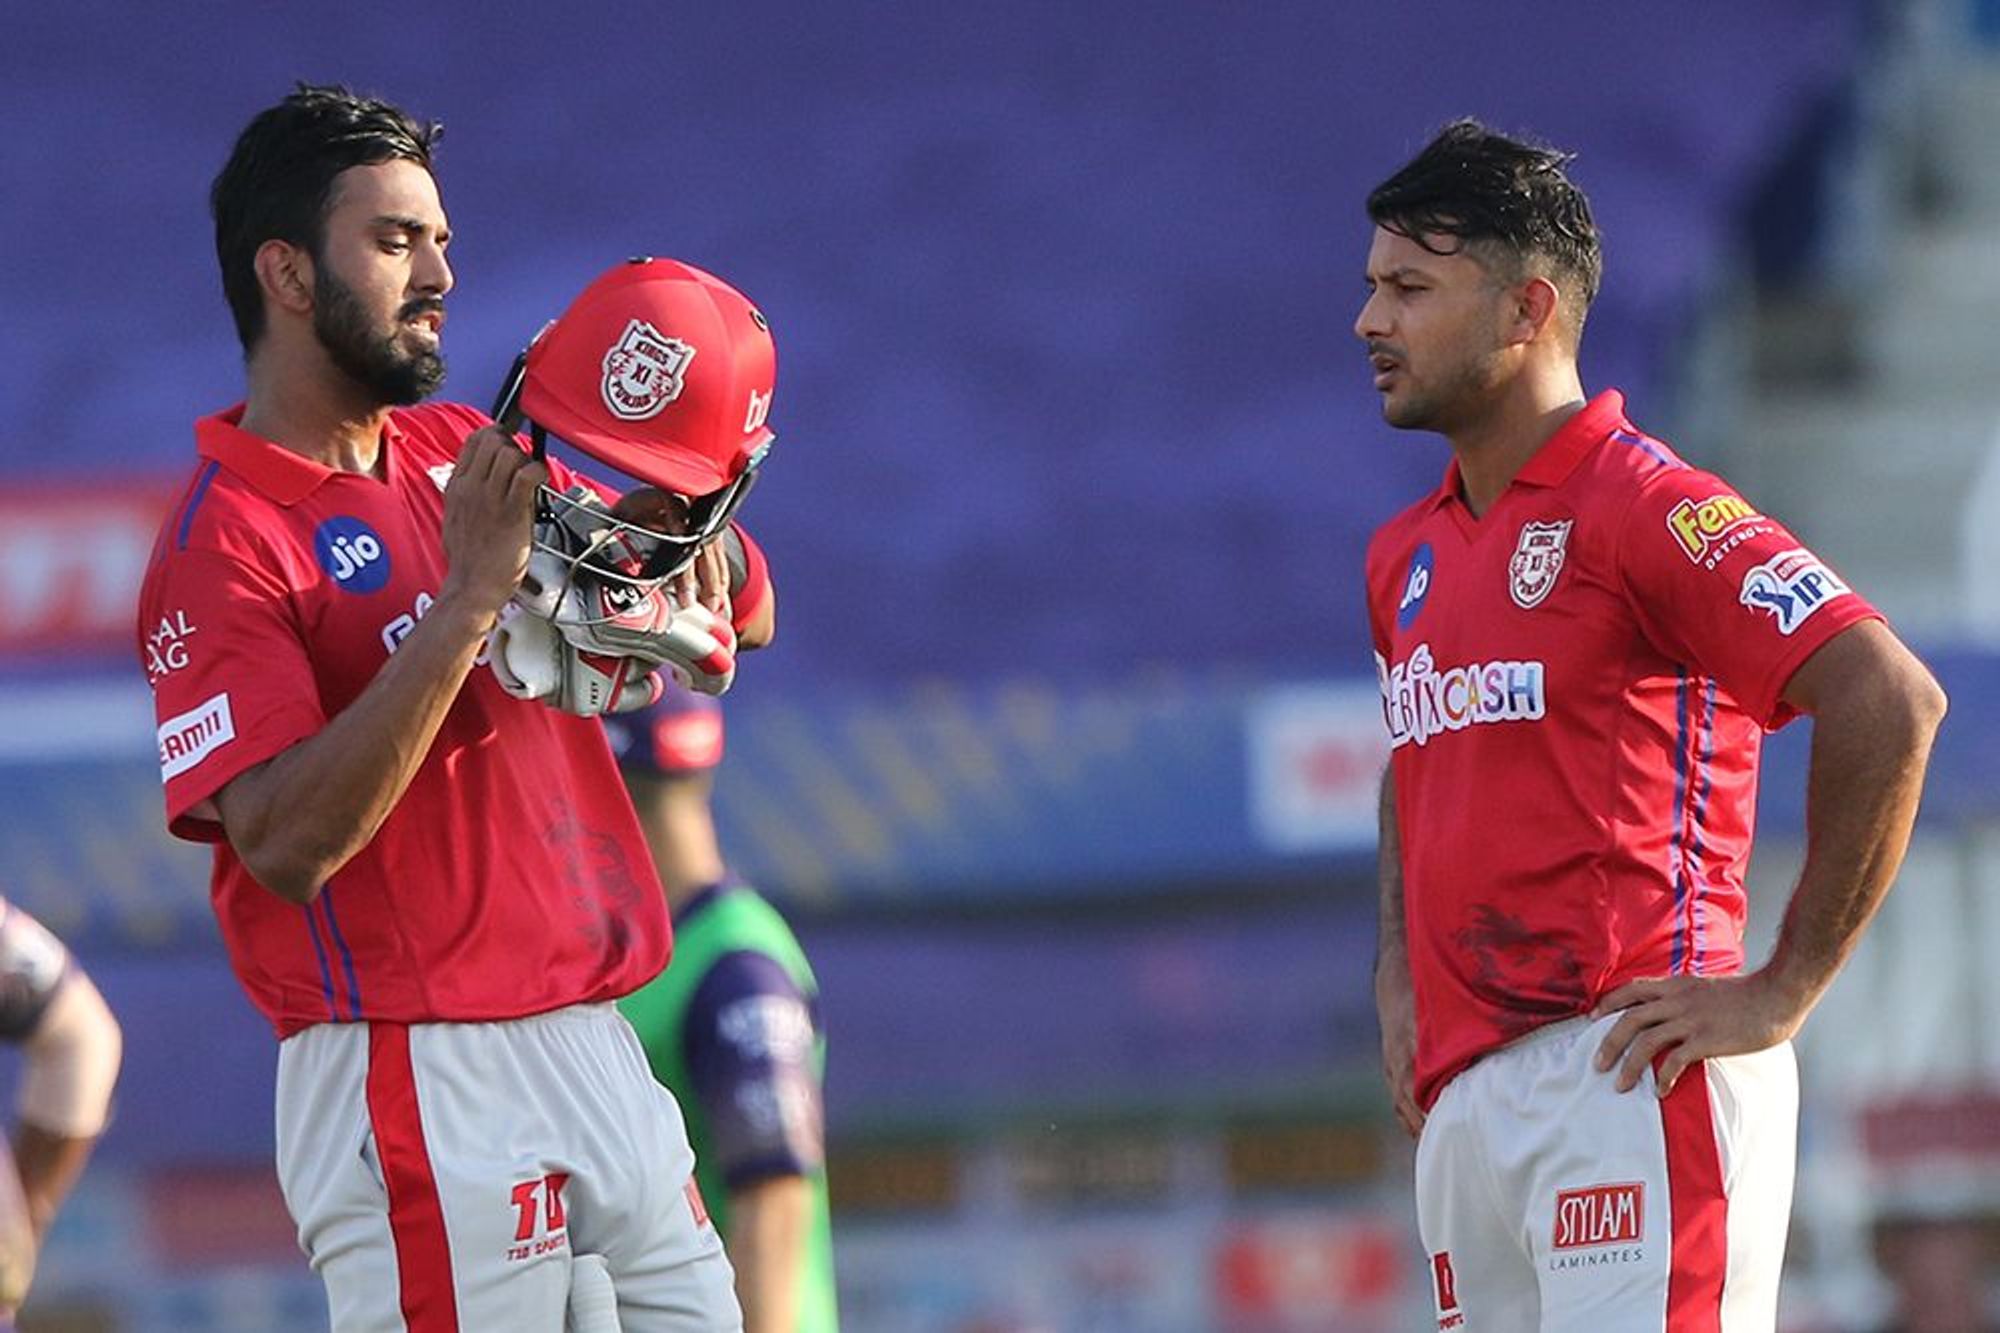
[401,302,446,338]
[1370,353,1401,389]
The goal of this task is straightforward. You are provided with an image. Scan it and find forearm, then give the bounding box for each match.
[1764,669,1945,1017]
[218,590,498,901]
[14,975,119,1235]
[1374,767,1410,997]
[11,1126,94,1241]
[727,1175,811,1333]
[0,1156,32,1313]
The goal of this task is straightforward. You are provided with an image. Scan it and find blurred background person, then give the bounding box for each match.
[608,688,837,1333]
[0,897,123,1326]
[1868,1211,2000,1333]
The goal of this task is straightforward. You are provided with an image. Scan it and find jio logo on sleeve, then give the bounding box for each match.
[314,516,392,594]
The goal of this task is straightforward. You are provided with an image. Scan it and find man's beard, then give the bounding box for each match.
[313,265,446,406]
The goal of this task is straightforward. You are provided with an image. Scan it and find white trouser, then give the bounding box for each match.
[1416,1012,1797,1332]
[275,1002,741,1332]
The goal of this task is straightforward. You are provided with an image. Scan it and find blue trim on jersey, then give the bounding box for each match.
[1611,428,1681,471]
[176,461,221,550]
[302,904,339,1022]
[1668,670,1692,975]
[1687,679,1719,975]
[320,886,363,1020]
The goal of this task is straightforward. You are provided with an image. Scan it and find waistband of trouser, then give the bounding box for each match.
[1493,1012,1595,1056]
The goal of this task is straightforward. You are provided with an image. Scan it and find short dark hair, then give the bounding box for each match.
[210,83,442,353]
[1366,118,1602,337]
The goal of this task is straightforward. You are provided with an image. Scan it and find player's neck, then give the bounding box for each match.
[660,856,728,912]
[240,346,392,477]
[1445,364,1587,518]
[646,805,729,911]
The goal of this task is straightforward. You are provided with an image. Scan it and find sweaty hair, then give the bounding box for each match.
[1366,118,1602,339]
[210,83,442,353]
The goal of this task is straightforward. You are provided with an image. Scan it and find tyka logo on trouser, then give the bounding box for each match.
[506,1171,571,1262]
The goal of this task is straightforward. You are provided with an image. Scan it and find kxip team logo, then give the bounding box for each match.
[602,318,695,421]
[313,516,391,594]
[1508,519,1572,609]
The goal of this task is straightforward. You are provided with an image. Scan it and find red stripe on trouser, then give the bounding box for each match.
[1662,1063,1726,1331]
[366,1024,460,1331]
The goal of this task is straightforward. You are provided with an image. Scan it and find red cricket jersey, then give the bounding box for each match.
[1365,391,1880,1110]
[137,402,676,1036]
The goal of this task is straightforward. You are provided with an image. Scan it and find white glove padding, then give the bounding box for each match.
[520,546,739,697]
[487,606,664,717]
[555,596,737,697]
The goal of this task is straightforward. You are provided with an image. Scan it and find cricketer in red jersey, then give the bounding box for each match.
[145,401,676,1031]
[1358,122,1944,1330]
[136,86,768,1331]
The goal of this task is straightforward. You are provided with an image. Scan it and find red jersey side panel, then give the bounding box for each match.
[1367,391,1880,1110]
[137,402,671,1036]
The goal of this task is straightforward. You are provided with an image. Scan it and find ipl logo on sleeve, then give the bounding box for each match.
[1508,519,1573,609]
[1739,548,1849,635]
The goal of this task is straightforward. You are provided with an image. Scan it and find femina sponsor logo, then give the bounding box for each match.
[158,692,234,781]
[1667,492,1763,565]
[1553,1182,1644,1250]
[1377,644,1546,749]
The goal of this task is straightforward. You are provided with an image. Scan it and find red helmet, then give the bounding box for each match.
[511,256,775,495]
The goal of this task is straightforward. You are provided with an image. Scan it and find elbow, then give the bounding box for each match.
[1916,675,1949,739]
[1895,656,1949,743]
[237,841,329,905]
[1869,658,1949,755]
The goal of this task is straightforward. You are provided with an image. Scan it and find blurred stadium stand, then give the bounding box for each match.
[12,1,2000,1329]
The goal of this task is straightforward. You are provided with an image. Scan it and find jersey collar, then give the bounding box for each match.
[195,404,407,506]
[1432,388,1629,511]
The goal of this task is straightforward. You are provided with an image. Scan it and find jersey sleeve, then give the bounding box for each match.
[727,523,771,636]
[0,902,71,1041]
[682,951,825,1188]
[1617,469,1883,728]
[140,544,326,841]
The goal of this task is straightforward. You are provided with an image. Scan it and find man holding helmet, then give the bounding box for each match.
[138,83,773,1332]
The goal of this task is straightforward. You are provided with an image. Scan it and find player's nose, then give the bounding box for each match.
[415,243,453,298]
[1355,289,1387,342]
